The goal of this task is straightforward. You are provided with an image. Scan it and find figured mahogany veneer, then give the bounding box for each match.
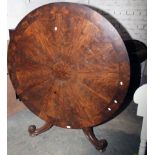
[8,3,130,151]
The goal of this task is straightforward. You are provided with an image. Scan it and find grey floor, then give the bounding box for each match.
[8,101,142,155]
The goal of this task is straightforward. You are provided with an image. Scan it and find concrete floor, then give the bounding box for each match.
[8,101,142,155]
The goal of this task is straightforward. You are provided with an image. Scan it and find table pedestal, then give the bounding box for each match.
[28,121,108,151]
[28,121,53,137]
[83,127,108,152]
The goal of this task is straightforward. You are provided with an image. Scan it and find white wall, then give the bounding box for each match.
[7,0,147,44]
[89,0,147,44]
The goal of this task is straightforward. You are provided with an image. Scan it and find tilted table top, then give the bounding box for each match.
[8,3,130,129]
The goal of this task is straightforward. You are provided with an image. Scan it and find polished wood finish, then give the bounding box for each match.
[28,121,53,136]
[8,2,130,151]
[83,127,108,152]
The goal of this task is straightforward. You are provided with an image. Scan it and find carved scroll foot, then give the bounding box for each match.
[28,121,53,137]
[83,127,108,152]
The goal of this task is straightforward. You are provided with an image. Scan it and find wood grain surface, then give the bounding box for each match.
[8,3,130,129]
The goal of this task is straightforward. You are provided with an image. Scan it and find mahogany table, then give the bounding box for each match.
[8,3,130,151]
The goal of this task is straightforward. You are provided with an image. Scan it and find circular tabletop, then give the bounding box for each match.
[8,3,130,129]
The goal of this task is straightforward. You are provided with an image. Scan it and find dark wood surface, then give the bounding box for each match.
[83,127,108,151]
[8,3,130,129]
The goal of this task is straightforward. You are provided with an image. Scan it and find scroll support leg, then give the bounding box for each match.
[82,127,108,152]
[28,121,53,137]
